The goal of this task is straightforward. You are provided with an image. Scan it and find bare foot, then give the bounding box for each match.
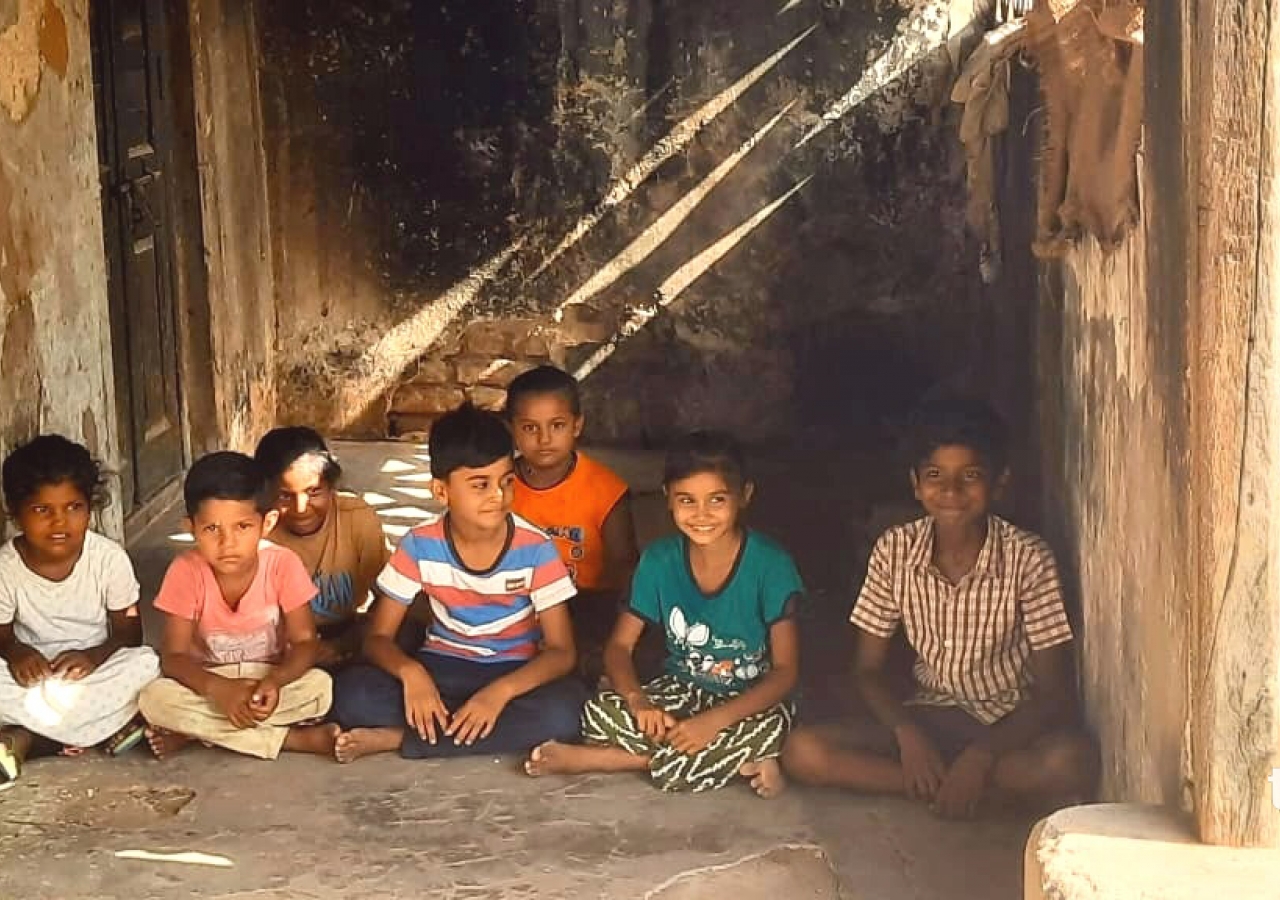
[334,727,402,764]
[146,727,193,760]
[523,740,648,777]
[59,745,88,758]
[283,722,340,757]
[740,758,787,798]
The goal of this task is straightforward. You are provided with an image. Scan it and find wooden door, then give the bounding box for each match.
[92,0,185,509]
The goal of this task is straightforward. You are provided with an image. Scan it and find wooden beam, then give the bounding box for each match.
[1190,0,1280,848]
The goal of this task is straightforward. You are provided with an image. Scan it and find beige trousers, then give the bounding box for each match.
[138,663,331,759]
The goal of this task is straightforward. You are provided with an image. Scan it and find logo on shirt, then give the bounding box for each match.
[505,577,528,592]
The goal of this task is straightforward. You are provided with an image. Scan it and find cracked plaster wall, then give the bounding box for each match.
[0,0,123,536]
[259,1,1013,444]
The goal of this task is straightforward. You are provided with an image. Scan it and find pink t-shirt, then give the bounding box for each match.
[154,543,317,666]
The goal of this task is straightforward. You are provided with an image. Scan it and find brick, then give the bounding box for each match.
[462,321,512,356]
[513,331,550,358]
[410,357,454,384]
[467,385,507,411]
[554,304,613,346]
[390,383,465,416]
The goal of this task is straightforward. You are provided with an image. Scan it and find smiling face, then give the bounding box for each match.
[911,444,1004,530]
[188,498,277,579]
[509,391,583,479]
[666,470,753,548]
[434,456,516,534]
[15,480,92,568]
[274,455,334,537]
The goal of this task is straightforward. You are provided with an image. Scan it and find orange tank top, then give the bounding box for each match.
[512,452,629,591]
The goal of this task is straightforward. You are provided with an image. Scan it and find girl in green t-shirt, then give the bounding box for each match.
[525,431,803,796]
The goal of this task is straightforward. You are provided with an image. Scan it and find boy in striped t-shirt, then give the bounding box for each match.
[782,395,1096,817]
[329,405,586,762]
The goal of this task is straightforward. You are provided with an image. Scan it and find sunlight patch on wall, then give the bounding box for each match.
[575,177,812,381]
[557,101,796,316]
[528,27,816,282]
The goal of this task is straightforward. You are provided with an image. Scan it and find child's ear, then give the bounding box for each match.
[431,478,449,507]
[572,414,585,439]
[262,509,280,535]
[742,481,756,507]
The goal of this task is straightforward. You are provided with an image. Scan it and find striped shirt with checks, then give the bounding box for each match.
[850,516,1073,724]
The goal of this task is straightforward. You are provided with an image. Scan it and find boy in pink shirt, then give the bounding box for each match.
[139,452,336,760]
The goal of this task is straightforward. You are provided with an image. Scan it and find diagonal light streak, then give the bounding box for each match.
[558,101,797,315]
[529,27,816,281]
[795,6,950,148]
[574,176,812,381]
[777,0,809,13]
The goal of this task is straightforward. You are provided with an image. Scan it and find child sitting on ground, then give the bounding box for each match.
[328,403,587,763]
[0,436,160,783]
[525,431,802,798]
[781,395,1097,818]
[506,365,639,684]
[254,427,390,667]
[139,452,336,760]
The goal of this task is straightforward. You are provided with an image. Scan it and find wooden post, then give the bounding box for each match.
[1190,0,1280,847]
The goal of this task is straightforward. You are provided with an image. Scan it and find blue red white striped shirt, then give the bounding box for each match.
[376,514,576,663]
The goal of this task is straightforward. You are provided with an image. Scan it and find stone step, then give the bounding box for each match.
[1025,803,1280,900]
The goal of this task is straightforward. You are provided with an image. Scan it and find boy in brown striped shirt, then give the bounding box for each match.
[782,396,1096,817]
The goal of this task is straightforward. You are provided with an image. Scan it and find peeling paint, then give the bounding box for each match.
[38,0,68,79]
[0,0,44,121]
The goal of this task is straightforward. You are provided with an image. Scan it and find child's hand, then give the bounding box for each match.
[666,711,725,756]
[313,639,348,668]
[625,692,675,743]
[8,645,53,686]
[402,666,450,745]
[447,683,511,746]
[51,650,98,681]
[894,722,947,802]
[250,679,281,721]
[933,746,995,819]
[210,677,261,729]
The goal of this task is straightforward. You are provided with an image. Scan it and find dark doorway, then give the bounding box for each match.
[91,0,186,510]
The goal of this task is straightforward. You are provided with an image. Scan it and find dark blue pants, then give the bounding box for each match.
[330,652,588,758]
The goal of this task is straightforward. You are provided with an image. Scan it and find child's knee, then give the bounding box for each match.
[137,678,184,724]
[329,665,394,726]
[780,728,832,782]
[1039,732,1098,795]
[541,679,589,740]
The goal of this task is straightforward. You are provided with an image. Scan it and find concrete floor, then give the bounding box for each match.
[0,441,1035,900]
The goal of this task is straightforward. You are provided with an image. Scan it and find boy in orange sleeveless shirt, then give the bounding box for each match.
[506,366,638,684]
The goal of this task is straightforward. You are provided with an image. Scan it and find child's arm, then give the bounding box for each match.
[603,611,674,741]
[447,602,577,746]
[855,628,947,800]
[0,621,52,686]
[50,608,144,680]
[666,614,801,756]
[600,492,640,590]
[247,604,320,720]
[363,593,451,744]
[157,615,259,730]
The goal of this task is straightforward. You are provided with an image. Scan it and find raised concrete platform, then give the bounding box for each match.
[1025,804,1280,900]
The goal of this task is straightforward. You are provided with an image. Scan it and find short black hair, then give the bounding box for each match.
[504,365,582,418]
[903,392,1009,474]
[254,426,342,485]
[183,451,274,516]
[663,430,750,491]
[429,403,514,480]
[2,435,109,515]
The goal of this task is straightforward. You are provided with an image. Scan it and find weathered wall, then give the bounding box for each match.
[188,0,276,452]
[0,0,124,536]
[1031,6,1191,806]
[258,1,1005,441]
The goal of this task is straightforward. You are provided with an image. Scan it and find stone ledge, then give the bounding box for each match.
[1025,803,1280,900]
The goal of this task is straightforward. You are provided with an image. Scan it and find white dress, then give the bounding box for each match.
[0,532,159,746]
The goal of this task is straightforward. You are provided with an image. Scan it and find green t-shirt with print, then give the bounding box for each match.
[629,530,803,695]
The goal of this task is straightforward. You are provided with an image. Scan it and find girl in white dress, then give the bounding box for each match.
[0,436,159,783]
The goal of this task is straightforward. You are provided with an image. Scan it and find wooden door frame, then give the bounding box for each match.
[91,0,218,533]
